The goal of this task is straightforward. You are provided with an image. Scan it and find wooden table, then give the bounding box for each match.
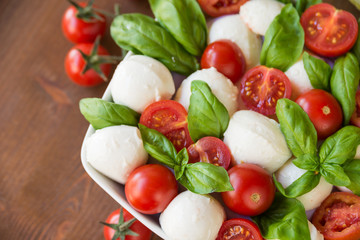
[0,0,358,239]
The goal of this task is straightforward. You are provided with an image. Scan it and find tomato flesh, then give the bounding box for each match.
[197,0,248,17]
[216,218,263,240]
[350,90,360,128]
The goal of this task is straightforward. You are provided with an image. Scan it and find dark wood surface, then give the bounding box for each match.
[0,0,358,239]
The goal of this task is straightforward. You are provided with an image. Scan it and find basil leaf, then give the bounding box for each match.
[252,193,311,240]
[188,80,229,142]
[138,124,177,168]
[352,18,360,64]
[274,171,320,198]
[174,148,189,180]
[178,162,233,194]
[330,52,360,125]
[260,4,304,72]
[149,0,207,56]
[295,0,321,16]
[111,14,199,75]
[319,126,360,165]
[343,159,360,195]
[320,163,350,186]
[302,52,332,91]
[292,153,320,171]
[79,98,140,129]
[276,99,317,156]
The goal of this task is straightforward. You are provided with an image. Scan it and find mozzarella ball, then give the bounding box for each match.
[160,191,225,240]
[86,125,148,184]
[240,0,284,36]
[174,68,239,116]
[223,110,292,173]
[308,220,324,240]
[275,160,333,211]
[110,55,175,113]
[208,14,262,70]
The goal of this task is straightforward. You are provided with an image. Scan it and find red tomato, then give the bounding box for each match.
[64,43,111,86]
[221,163,275,216]
[350,90,360,128]
[187,136,231,170]
[300,3,358,57]
[62,2,106,43]
[201,40,246,84]
[312,192,360,240]
[103,208,152,240]
[216,218,263,240]
[240,65,292,116]
[140,100,193,152]
[125,164,178,215]
[197,0,248,17]
[296,89,343,139]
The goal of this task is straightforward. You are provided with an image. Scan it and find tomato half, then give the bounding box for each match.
[125,164,178,215]
[216,218,263,240]
[312,192,360,240]
[103,208,152,240]
[201,40,246,84]
[300,3,358,57]
[187,136,232,170]
[350,90,360,128]
[296,89,343,139]
[221,163,275,216]
[140,100,193,152]
[197,0,248,17]
[240,65,292,116]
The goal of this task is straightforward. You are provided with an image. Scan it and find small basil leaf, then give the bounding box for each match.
[343,159,360,195]
[295,0,322,16]
[188,80,229,142]
[351,18,360,64]
[138,124,177,168]
[319,126,360,165]
[330,52,360,125]
[320,163,351,187]
[252,193,311,240]
[260,4,304,72]
[174,148,189,180]
[178,162,233,194]
[292,153,320,171]
[79,98,140,129]
[276,98,318,156]
[302,52,332,91]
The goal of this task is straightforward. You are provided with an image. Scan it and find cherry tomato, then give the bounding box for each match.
[240,65,292,116]
[296,89,343,139]
[350,90,360,128]
[102,208,152,240]
[62,2,106,43]
[216,218,263,240]
[221,163,275,216]
[187,136,231,170]
[140,100,193,152]
[201,40,246,84]
[312,192,360,240]
[64,43,111,86]
[197,0,248,17]
[300,3,358,57]
[125,164,178,215]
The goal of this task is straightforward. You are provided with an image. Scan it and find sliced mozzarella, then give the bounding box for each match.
[223,110,292,173]
[86,125,148,184]
[110,55,175,113]
[208,14,262,70]
[174,67,239,116]
[160,191,225,240]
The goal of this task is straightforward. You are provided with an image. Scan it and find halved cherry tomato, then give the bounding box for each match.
[197,0,248,17]
[312,192,360,240]
[140,100,193,152]
[187,136,232,170]
[300,3,358,57]
[216,218,263,240]
[240,65,292,116]
[350,90,360,128]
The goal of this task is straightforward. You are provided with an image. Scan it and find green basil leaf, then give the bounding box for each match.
[292,153,320,171]
[178,162,233,194]
[138,124,177,168]
[149,0,207,56]
[260,4,304,72]
[188,80,229,142]
[351,18,360,64]
[110,13,199,75]
[274,171,320,198]
[295,0,322,16]
[79,98,140,129]
[319,126,360,165]
[330,52,360,125]
[302,52,331,91]
[174,148,189,180]
[320,163,351,186]
[343,159,360,195]
[252,193,311,240]
[276,98,317,156]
